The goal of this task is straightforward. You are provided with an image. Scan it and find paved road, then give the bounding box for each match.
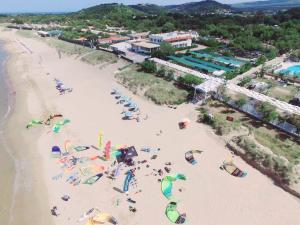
[151,58,300,115]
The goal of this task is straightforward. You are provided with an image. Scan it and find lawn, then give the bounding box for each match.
[115,65,188,105]
[80,51,117,65]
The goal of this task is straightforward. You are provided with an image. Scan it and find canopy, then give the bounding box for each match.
[185,150,202,165]
[51,146,61,158]
[165,202,186,224]
[161,174,186,200]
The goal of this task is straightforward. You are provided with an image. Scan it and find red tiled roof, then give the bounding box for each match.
[164,36,191,43]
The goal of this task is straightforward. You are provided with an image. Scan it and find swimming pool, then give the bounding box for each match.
[279,65,300,76]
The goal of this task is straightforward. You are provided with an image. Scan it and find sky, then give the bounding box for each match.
[0,0,259,13]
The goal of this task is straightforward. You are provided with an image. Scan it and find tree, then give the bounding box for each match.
[151,42,175,59]
[256,55,267,66]
[140,61,157,73]
[258,102,279,122]
[162,22,175,33]
[239,77,252,87]
[177,74,204,86]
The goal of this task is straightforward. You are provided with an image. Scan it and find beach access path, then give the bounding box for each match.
[1,28,300,225]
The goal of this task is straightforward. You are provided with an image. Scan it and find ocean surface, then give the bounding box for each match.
[0,42,15,225]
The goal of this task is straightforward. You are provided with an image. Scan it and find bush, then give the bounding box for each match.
[177,74,205,87]
[140,61,157,73]
[257,102,279,122]
[239,77,252,86]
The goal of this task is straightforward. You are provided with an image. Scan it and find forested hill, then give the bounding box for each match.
[129,4,167,15]
[232,0,300,11]
[165,0,232,13]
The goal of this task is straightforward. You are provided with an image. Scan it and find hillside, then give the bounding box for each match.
[129,4,167,15]
[165,0,232,14]
[72,3,143,20]
[232,0,300,11]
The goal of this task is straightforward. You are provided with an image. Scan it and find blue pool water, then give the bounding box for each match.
[279,65,300,76]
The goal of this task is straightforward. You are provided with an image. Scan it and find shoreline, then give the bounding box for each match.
[0,31,54,225]
[1,28,300,225]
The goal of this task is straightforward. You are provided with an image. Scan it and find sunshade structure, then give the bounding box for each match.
[185,150,202,165]
[161,174,186,200]
[116,146,138,165]
[223,159,247,177]
[165,202,186,224]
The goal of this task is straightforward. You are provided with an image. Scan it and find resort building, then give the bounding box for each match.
[127,32,150,40]
[131,41,160,55]
[149,31,195,48]
[98,36,130,45]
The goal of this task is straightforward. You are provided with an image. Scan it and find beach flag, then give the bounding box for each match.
[105,141,111,160]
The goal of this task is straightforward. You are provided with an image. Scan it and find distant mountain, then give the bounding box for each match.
[129,4,167,15]
[232,0,300,11]
[73,3,143,20]
[165,0,232,14]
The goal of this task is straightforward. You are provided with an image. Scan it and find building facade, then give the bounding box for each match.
[149,31,194,48]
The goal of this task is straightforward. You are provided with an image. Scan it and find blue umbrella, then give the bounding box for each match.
[124,111,133,118]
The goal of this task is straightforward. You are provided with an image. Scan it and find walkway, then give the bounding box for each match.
[150,58,300,115]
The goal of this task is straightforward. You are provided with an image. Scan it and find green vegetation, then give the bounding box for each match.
[80,51,117,65]
[253,128,300,164]
[140,61,157,73]
[236,136,294,184]
[116,65,188,105]
[257,102,279,122]
[151,42,175,59]
[46,38,92,56]
[177,74,205,87]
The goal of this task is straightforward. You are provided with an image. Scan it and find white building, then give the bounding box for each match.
[131,41,160,55]
[149,31,195,48]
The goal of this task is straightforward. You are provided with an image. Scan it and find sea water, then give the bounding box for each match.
[0,42,15,225]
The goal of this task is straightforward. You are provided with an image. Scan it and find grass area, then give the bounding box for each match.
[253,128,300,164]
[16,29,37,38]
[198,99,300,184]
[80,51,117,65]
[45,38,92,56]
[116,65,188,105]
[254,77,299,103]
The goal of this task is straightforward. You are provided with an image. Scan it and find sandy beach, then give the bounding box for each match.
[1,28,300,225]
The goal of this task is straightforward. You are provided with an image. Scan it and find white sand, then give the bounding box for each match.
[1,29,300,225]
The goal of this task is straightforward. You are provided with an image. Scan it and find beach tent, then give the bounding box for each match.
[161,174,186,200]
[165,202,186,224]
[223,159,247,177]
[185,150,202,165]
[51,146,61,158]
